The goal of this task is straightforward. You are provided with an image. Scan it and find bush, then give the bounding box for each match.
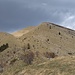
[43,52,56,59]
[21,50,34,65]
[0,43,9,52]
[49,26,51,29]
[27,43,30,49]
[47,39,49,42]
[59,32,61,35]
[10,59,17,65]
[68,53,72,55]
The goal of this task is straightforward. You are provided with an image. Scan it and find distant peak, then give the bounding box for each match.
[41,22,51,25]
[38,22,54,28]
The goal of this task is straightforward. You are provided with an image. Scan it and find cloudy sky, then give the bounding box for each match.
[0,0,75,32]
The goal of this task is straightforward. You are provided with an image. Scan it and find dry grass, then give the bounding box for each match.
[0,22,75,75]
[18,22,75,56]
[12,26,35,37]
[2,56,75,75]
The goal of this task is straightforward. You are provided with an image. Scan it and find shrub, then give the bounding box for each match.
[21,50,34,65]
[68,53,72,55]
[43,52,56,59]
[10,59,17,65]
[49,26,51,29]
[59,32,61,35]
[13,51,16,54]
[27,43,30,49]
[0,43,9,52]
[47,39,49,42]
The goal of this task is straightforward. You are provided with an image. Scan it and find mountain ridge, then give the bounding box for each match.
[12,22,75,38]
[18,22,75,56]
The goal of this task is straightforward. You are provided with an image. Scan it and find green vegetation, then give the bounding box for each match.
[0,43,9,52]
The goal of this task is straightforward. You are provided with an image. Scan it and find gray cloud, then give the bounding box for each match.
[0,0,75,32]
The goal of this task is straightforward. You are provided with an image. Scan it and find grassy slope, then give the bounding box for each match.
[0,22,75,75]
[0,32,23,67]
[2,56,75,75]
[12,26,35,37]
[19,22,75,56]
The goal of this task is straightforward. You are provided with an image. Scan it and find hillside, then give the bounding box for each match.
[18,22,75,56]
[0,32,23,69]
[0,22,75,75]
[2,56,75,75]
[12,26,36,37]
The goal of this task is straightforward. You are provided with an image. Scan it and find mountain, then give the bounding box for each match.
[0,22,75,75]
[18,22,75,56]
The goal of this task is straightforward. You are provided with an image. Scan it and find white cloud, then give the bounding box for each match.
[60,13,75,30]
[0,0,75,32]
